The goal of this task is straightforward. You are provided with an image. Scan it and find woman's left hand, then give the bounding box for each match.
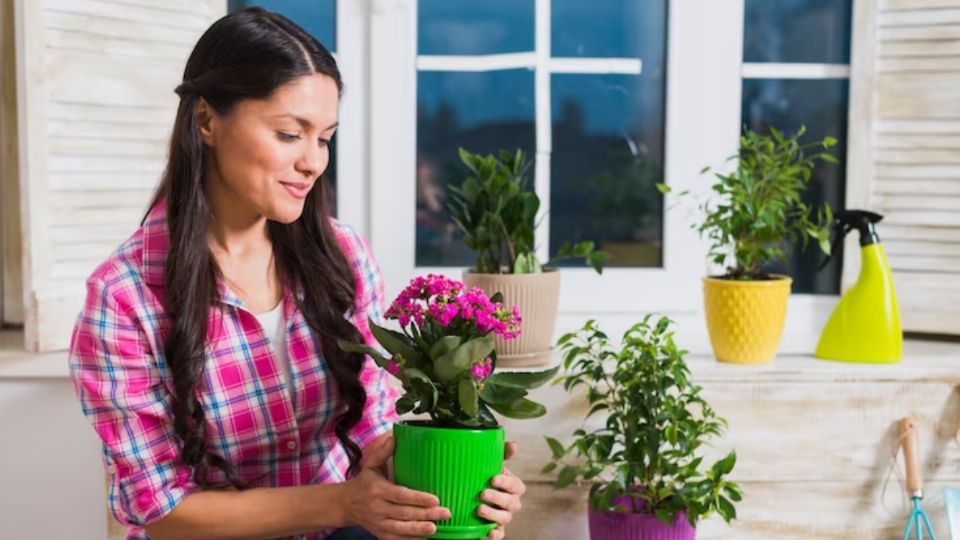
[480,441,525,540]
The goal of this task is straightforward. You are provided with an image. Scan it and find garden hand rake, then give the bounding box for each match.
[901,416,937,540]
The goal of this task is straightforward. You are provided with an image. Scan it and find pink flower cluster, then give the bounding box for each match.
[385,274,522,340]
[471,357,493,381]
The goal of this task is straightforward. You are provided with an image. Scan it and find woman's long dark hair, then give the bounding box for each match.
[145,7,367,488]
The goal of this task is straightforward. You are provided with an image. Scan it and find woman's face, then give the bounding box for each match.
[199,73,340,224]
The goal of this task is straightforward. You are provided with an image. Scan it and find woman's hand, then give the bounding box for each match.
[342,434,450,540]
[480,441,526,540]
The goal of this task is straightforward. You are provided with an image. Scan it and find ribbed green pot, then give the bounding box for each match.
[393,422,505,539]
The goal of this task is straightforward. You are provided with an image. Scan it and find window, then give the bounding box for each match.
[741,0,853,294]
[370,0,743,320]
[414,1,666,269]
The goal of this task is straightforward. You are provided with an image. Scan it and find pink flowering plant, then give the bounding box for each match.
[339,274,558,428]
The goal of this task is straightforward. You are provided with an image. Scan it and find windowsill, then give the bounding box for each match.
[683,338,960,383]
[0,329,69,379]
[1,326,956,382]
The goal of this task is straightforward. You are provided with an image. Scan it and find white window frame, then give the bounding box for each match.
[340,0,848,351]
[365,0,745,327]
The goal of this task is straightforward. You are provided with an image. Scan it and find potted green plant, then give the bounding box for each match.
[450,148,610,367]
[339,274,558,539]
[659,126,837,364]
[543,317,741,539]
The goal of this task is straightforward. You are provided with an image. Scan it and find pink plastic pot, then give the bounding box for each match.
[587,496,696,540]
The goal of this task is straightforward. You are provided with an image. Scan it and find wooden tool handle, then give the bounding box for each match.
[900,416,922,493]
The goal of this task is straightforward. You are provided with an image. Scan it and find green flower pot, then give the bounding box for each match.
[393,421,505,539]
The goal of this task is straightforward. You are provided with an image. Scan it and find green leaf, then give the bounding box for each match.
[404,368,438,413]
[434,336,494,383]
[717,496,737,523]
[368,318,424,366]
[541,462,558,474]
[479,380,528,404]
[429,335,462,360]
[486,365,559,390]
[545,437,565,460]
[555,465,578,489]
[458,377,479,417]
[714,451,737,476]
[337,340,390,369]
[488,398,547,419]
[656,182,671,194]
[396,394,416,415]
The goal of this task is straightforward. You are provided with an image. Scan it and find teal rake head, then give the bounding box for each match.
[903,496,937,540]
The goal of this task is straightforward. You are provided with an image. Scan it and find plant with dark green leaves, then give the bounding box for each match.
[543,317,741,526]
[659,126,837,279]
[449,148,610,275]
[338,274,558,428]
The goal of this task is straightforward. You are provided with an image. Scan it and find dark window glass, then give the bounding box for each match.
[552,0,665,58]
[418,0,534,55]
[744,0,852,63]
[416,70,536,266]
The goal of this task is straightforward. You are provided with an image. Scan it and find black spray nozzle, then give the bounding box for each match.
[817,210,884,272]
[835,210,883,247]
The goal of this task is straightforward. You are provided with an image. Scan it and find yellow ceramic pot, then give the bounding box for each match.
[703,275,792,364]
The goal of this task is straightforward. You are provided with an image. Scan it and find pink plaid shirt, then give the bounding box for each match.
[69,201,398,539]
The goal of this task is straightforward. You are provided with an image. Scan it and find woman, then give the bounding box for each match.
[68,8,524,540]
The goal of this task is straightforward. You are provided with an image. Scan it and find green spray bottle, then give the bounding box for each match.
[815,210,903,363]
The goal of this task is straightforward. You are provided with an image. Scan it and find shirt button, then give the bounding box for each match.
[286,440,297,451]
[107,464,117,474]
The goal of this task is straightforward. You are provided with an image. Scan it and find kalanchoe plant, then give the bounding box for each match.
[659,126,837,280]
[338,274,559,428]
[543,317,742,526]
[449,148,610,275]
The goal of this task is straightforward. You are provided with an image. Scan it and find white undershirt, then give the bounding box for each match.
[254,302,292,399]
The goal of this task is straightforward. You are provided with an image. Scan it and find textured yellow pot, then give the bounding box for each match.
[462,269,560,367]
[703,275,792,364]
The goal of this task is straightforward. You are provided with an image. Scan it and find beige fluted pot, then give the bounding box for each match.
[462,269,560,367]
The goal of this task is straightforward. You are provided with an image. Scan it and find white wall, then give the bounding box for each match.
[0,378,108,539]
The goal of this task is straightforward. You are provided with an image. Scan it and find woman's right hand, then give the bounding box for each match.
[342,434,450,540]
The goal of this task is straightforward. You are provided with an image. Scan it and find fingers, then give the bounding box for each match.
[361,434,395,469]
[481,487,522,514]
[382,500,451,523]
[383,483,442,508]
[491,470,526,497]
[485,525,506,540]
[504,441,518,461]
[478,501,514,526]
[377,518,437,540]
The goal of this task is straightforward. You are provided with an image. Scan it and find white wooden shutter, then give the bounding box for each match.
[13,0,226,351]
[847,0,960,335]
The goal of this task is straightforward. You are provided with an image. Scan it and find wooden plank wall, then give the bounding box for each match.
[848,0,960,335]
[15,0,222,351]
[503,355,960,539]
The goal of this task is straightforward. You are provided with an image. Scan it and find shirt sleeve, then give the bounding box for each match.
[68,276,196,527]
[341,226,400,449]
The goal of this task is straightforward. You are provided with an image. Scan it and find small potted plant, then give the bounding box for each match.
[339,274,558,539]
[660,126,837,364]
[543,317,741,539]
[450,148,610,367]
